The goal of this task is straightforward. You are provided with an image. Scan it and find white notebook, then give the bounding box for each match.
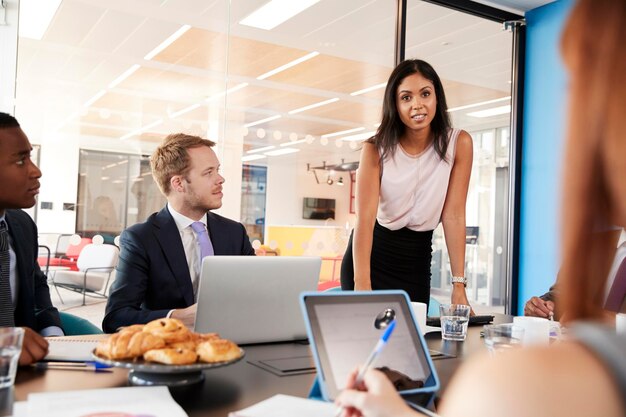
[45,336,104,362]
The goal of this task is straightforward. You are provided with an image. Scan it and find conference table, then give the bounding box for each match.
[4,315,510,417]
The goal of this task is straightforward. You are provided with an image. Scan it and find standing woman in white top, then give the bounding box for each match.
[340,59,473,309]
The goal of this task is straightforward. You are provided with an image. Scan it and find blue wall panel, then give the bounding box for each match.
[517,0,573,312]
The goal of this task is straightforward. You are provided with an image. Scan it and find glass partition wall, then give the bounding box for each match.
[12,0,516,312]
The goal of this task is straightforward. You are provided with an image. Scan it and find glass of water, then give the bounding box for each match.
[0,327,24,389]
[439,304,471,341]
[483,323,524,355]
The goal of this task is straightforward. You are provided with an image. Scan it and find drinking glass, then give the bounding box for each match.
[0,328,24,389]
[439,304,471,341]
[483,323,524,355]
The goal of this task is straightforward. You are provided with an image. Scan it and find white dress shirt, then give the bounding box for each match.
[167,203,207,301]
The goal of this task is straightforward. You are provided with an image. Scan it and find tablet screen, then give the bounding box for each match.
[303,293,435,400]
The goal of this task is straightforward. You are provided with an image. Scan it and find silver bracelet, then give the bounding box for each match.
[451,276,467,287]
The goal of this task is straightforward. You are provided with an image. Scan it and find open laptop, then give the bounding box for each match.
[194,256,322,345]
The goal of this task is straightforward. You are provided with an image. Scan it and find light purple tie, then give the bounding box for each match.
[191,221,214,258]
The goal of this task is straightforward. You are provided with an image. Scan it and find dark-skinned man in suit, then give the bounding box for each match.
[0,112,63,365]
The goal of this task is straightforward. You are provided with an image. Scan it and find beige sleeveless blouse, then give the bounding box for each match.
[376,128,460,231]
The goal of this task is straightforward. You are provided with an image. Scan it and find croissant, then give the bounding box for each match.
[96,331,165,360]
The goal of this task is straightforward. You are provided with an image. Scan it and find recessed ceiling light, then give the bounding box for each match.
[244,115,281,128]
[257,51,319,80]
[350,82,387,96]
[119,119,163,140]
[288,98,338,115]
[144,25,191,60]
[321,127,365,138]
[467,105,511,118]
[108,65,141,89]
[18,0,62,40]
[242,154,267,162]
[280,139,307,147]
[340,131,376,142]
[170,103,203,119]
[247,145,276,154]
[239,0,321,31]
[265,148,300,156]
[83,90,107,108]
[448,96,510,112]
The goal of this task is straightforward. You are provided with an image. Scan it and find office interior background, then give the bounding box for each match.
[0,0,566,315]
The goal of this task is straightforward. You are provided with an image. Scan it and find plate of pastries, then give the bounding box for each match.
[92,318,244,373]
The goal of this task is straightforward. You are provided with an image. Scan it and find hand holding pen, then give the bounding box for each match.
[334,320,396,417]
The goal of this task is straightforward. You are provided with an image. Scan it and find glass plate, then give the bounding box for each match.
[91,348,245,374]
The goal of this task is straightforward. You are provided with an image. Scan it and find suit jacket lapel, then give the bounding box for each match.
[207,212,225,256]
[153,207,194,305]
[5,211,32,324]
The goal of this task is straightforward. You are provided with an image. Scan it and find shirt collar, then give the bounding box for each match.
[167,203,207,232]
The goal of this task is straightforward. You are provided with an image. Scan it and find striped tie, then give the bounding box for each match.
[0,220,15,326]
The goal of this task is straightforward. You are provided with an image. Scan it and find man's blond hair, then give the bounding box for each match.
[150,133,216,195]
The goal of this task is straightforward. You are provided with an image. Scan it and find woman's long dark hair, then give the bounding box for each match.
[368,59,451,163]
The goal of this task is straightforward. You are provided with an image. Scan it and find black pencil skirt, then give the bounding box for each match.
[340,221,434,305]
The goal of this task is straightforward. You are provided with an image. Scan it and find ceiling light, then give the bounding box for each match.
[144,25,191,60]
[244,115,281,128]
[340,131,375,142]
[350,83,387,96]
[170,103,203,119]
[265,148,300,156]
[108,64,141,89]
[288,98,339,115]
[242,154,267,162]
[205,83,249,103]
[448,96,510,113]
[257,51,319,80]
[321,127,365,139]
[247,145,276,154]
[83,90,107,108]
[337,177,344,186]
[467,105,511,118]
[326,175,334,185]
[18,0,62,40]
[239,0,321,30]
[120,119,163,141]
[280,139,307,147]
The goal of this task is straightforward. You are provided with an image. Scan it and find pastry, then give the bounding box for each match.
[143,318,191,343]
[143,348,198,365]
[196,339,241,363]
[96,331,165,360]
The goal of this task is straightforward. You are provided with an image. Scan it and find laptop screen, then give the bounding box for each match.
[301,291,438,400]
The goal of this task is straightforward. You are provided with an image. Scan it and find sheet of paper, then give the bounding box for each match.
[229,394,335,417]
[26,386,187,417]
[45,336,102,362]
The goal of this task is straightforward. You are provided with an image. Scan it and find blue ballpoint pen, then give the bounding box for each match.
[335,320,397,417]
[33,361,113,372]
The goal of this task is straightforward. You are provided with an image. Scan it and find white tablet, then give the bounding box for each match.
[300,290,440,401]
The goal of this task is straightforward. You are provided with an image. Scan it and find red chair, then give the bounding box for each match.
[39,237,92,271]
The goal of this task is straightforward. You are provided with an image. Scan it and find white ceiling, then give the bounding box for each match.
[14,0,530,167]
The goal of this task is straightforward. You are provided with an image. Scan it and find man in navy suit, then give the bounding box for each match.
[0,112,63,365]
[103,133,255,332]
